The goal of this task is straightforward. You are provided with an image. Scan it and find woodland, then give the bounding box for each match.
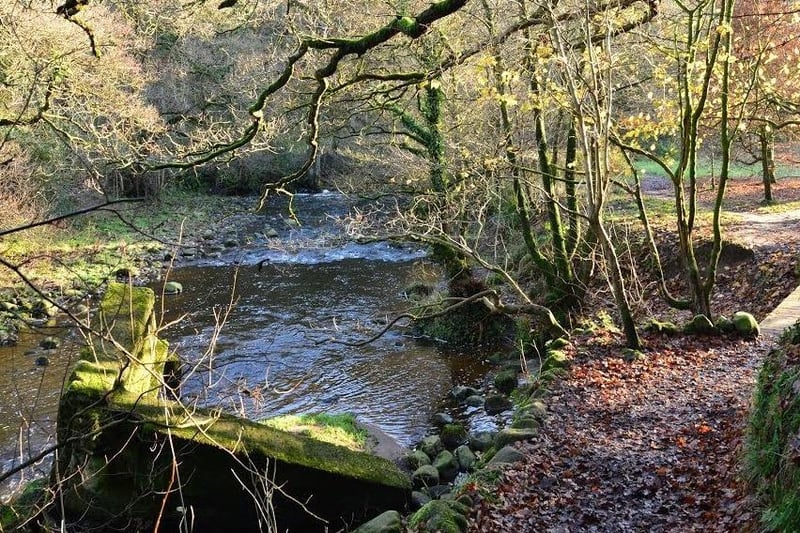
[2,0,800,531]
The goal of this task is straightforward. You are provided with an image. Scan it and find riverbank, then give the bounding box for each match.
[0,191,301,345]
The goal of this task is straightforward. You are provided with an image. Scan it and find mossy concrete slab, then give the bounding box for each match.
[54,284,410,532]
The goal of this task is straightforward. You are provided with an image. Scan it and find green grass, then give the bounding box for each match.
[757,199,800,214]
[745,319,800,532]
[259,412,368,451]
[633,155,795,181]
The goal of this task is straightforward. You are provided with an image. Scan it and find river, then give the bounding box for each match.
[0,192,493,498]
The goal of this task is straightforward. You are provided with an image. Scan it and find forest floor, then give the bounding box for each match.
[468,177,800,532]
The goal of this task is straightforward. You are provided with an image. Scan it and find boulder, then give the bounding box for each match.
[495,428,538,448]
[163,281,183,295]
[511,416,539,430]
[411,490,431,509]
[439,424,467,449]
[487,445,525,466]
[493,369,518,395]
[39,337,59,349]
[412,465,440,489]
[685,314,715,334]
[409,500,470,533]
[622,348,646,362]
[431,412,453,427]
[716,316,736,334]
[643,319,680,335]
[546,337,570,349]
[454,445,476,472]
[407,450,431,470]
[420,435,444,458]
[432,450,459,482]
[484,394,513,415]
[353,510,403,533]
[543,349,570,371]
[464,395,485,407]
[733,311,760,338]
[468,431,494,452]
[451,385,480,402]
[426,484,453,500]
[528,399,547,420]
[54,283,411,532]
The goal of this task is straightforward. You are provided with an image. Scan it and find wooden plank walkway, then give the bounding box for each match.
[760,284,800,340]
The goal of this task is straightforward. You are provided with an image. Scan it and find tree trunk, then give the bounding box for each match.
[760,125,775,203]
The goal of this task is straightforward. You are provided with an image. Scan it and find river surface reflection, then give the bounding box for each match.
[155,259,489,448]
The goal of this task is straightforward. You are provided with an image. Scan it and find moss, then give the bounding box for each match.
[643,319,680,335]
[260,412,368,451]
[408,500,468,533]
[542,349,570,371]
[745,319,800,532]
[115,397,411,490]
[0,478,48,531]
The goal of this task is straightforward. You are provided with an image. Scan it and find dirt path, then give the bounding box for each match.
[724,209,800,249]
[469,334,763,532]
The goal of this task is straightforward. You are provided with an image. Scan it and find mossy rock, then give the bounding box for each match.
[468,431,494,452]
[716,316,736,334]
[420,435,444,458]
[487,445,525,466]
[744,323,800,531]
[163,281,183,294]
[40,336,59,349]
[407,449,432,470]
[622,348,646,362]
[0,478,47,531]
[484,394,513,415]
[493,369,518,395]
[511,416,539,429]
[732,311,760,338]
[408,499,469,533]
[685,314,716,335]
[403,282,434,301]
[781,321,800,345]
[643,319,680,335]
[546,337,570,349]
[432,450,459,482]
[542,349,570,371]
[464,394,485,407]
[451,385,479,402]
[528,399,547,420]
[56,284,412,531]
[353,510,403,533]
[454,445,476,471]
[411,490,431,510]
[440,424,468,449]
[412,465,440,489]
[432,412,454,427]
[495,428,538,448]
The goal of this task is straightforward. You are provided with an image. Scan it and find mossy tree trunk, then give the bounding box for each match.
[619,0,737,322]
[548,2,646,349]
[760,124,776,203]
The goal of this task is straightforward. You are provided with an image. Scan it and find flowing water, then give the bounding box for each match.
[0,192,494,498]
[156,259,489,447]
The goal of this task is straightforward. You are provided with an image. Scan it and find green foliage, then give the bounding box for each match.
[0,478,48,531]
[745,320,800,531]
[260,412,368,451]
